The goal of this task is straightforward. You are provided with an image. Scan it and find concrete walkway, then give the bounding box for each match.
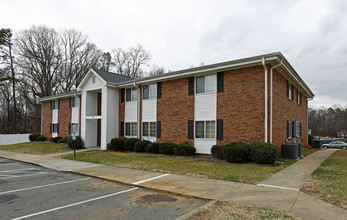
[0,149,346,220]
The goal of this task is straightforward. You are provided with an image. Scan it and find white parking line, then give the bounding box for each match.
[11,187,139,220]
[0,177,91,195]
[132,173,170,185]
[0,168,37,172]
[0,172,48,180]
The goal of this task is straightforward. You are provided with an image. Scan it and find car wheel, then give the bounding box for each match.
[323,146,327,149]
[343,146,346,150]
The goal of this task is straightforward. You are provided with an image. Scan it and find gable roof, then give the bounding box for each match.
[91,68,133,84]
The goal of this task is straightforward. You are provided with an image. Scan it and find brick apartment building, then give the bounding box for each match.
[38,52,314,154]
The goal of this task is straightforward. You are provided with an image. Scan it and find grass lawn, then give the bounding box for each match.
[0,142,71,155]
[62,150,296,184]
[185,201,301,220]
[301,150,347,209]
[302,147,320,157]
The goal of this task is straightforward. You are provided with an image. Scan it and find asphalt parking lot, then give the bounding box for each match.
[0,158,206,220]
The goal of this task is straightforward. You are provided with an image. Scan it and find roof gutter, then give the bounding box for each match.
[262,57,268,143]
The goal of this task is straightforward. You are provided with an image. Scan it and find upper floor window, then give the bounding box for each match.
[126,88,137,102]
[196,75,216,94]
[297,90,301,105]
[143,84,157,100]
[52,100,59,109]
[71,97,79,107]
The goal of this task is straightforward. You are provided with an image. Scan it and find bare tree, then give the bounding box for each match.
[60,29,102,92]
[99,52,111,71]
[0,28,17,133]
[111,44,150,78]
[148,64,165,77]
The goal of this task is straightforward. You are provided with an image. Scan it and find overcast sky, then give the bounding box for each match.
[1,0,346,108]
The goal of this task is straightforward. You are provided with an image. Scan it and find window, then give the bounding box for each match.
[52,124,59,133]
[71,97,79,107]
[287,121,292,138]
[125,122,137,137]
[52,100,59,109]
[196,75,216,94]
[142,122,156,137]
[195,121,216,139]
[126,88,137,102]
[288,85,293,100]
[92,76,96,84]
[143,84,157,100]
[297,91,301,105]
[287,81,294,100]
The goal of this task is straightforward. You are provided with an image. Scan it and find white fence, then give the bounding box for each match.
[0,133,30,145]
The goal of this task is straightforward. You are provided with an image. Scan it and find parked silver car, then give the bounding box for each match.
[323,141,347,150]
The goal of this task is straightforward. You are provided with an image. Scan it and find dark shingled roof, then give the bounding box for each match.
[92,68,134,83]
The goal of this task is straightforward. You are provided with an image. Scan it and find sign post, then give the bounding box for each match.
[73,131,76,158]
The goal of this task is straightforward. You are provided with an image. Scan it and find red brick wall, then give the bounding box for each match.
[42,101,52,140]
[119,90,125,137]
[272,69,308,147]
[58,98,72,138]
[217,65,265,145]
[157,78,194,145]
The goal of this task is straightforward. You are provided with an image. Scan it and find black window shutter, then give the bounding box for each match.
[188,77,194,96]
[217,119,223,140]
[291,85,294,100]
[57,124,59,133]
[69,97,71,108]
[50,101,53,110]
[157,82,162,99]
[286,121,289,138]
[217,72,224,93]
[157,121,161,138]
[286,81,289,98]
[50,123,52,133]
[188,120,194,139]
[68,123,71,134]
[292,121,295,137]
[57,99,60,109]
[121,88,125,103]
[300,122,302,137]
[120,121,124,136]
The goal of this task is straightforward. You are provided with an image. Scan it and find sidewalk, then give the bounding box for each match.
[0,149,346,220]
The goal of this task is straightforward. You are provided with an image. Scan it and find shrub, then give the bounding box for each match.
[223,142,250,163]
[67,136,85,149]
[173,143,196,156]
[146,143,160,153]
[124,138,140,151]
[50,136,63,143]
[36,135,46,142]
[57,139,65,144]
[108,137,127,151]
[134,140,152,152]
[211,145,224,159]
[61,136,72,143]
[29,133,41,142]
[159,143,176,155]
[251,142,279,164]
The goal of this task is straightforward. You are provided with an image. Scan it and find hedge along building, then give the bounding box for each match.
[38,52,314,154]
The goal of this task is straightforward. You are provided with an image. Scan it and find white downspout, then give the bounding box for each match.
[262,58,268,143]
[133,82,140,139]
[269,59,283,143]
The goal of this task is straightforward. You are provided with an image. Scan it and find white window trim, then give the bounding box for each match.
[52,100,59,110]
[195,74,217,95]
[194,120,216,140]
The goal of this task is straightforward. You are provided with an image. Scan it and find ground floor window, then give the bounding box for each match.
[52,123,59,133]
[195,121,215,139]
[142,122,156,137]
[125,122,137,137]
